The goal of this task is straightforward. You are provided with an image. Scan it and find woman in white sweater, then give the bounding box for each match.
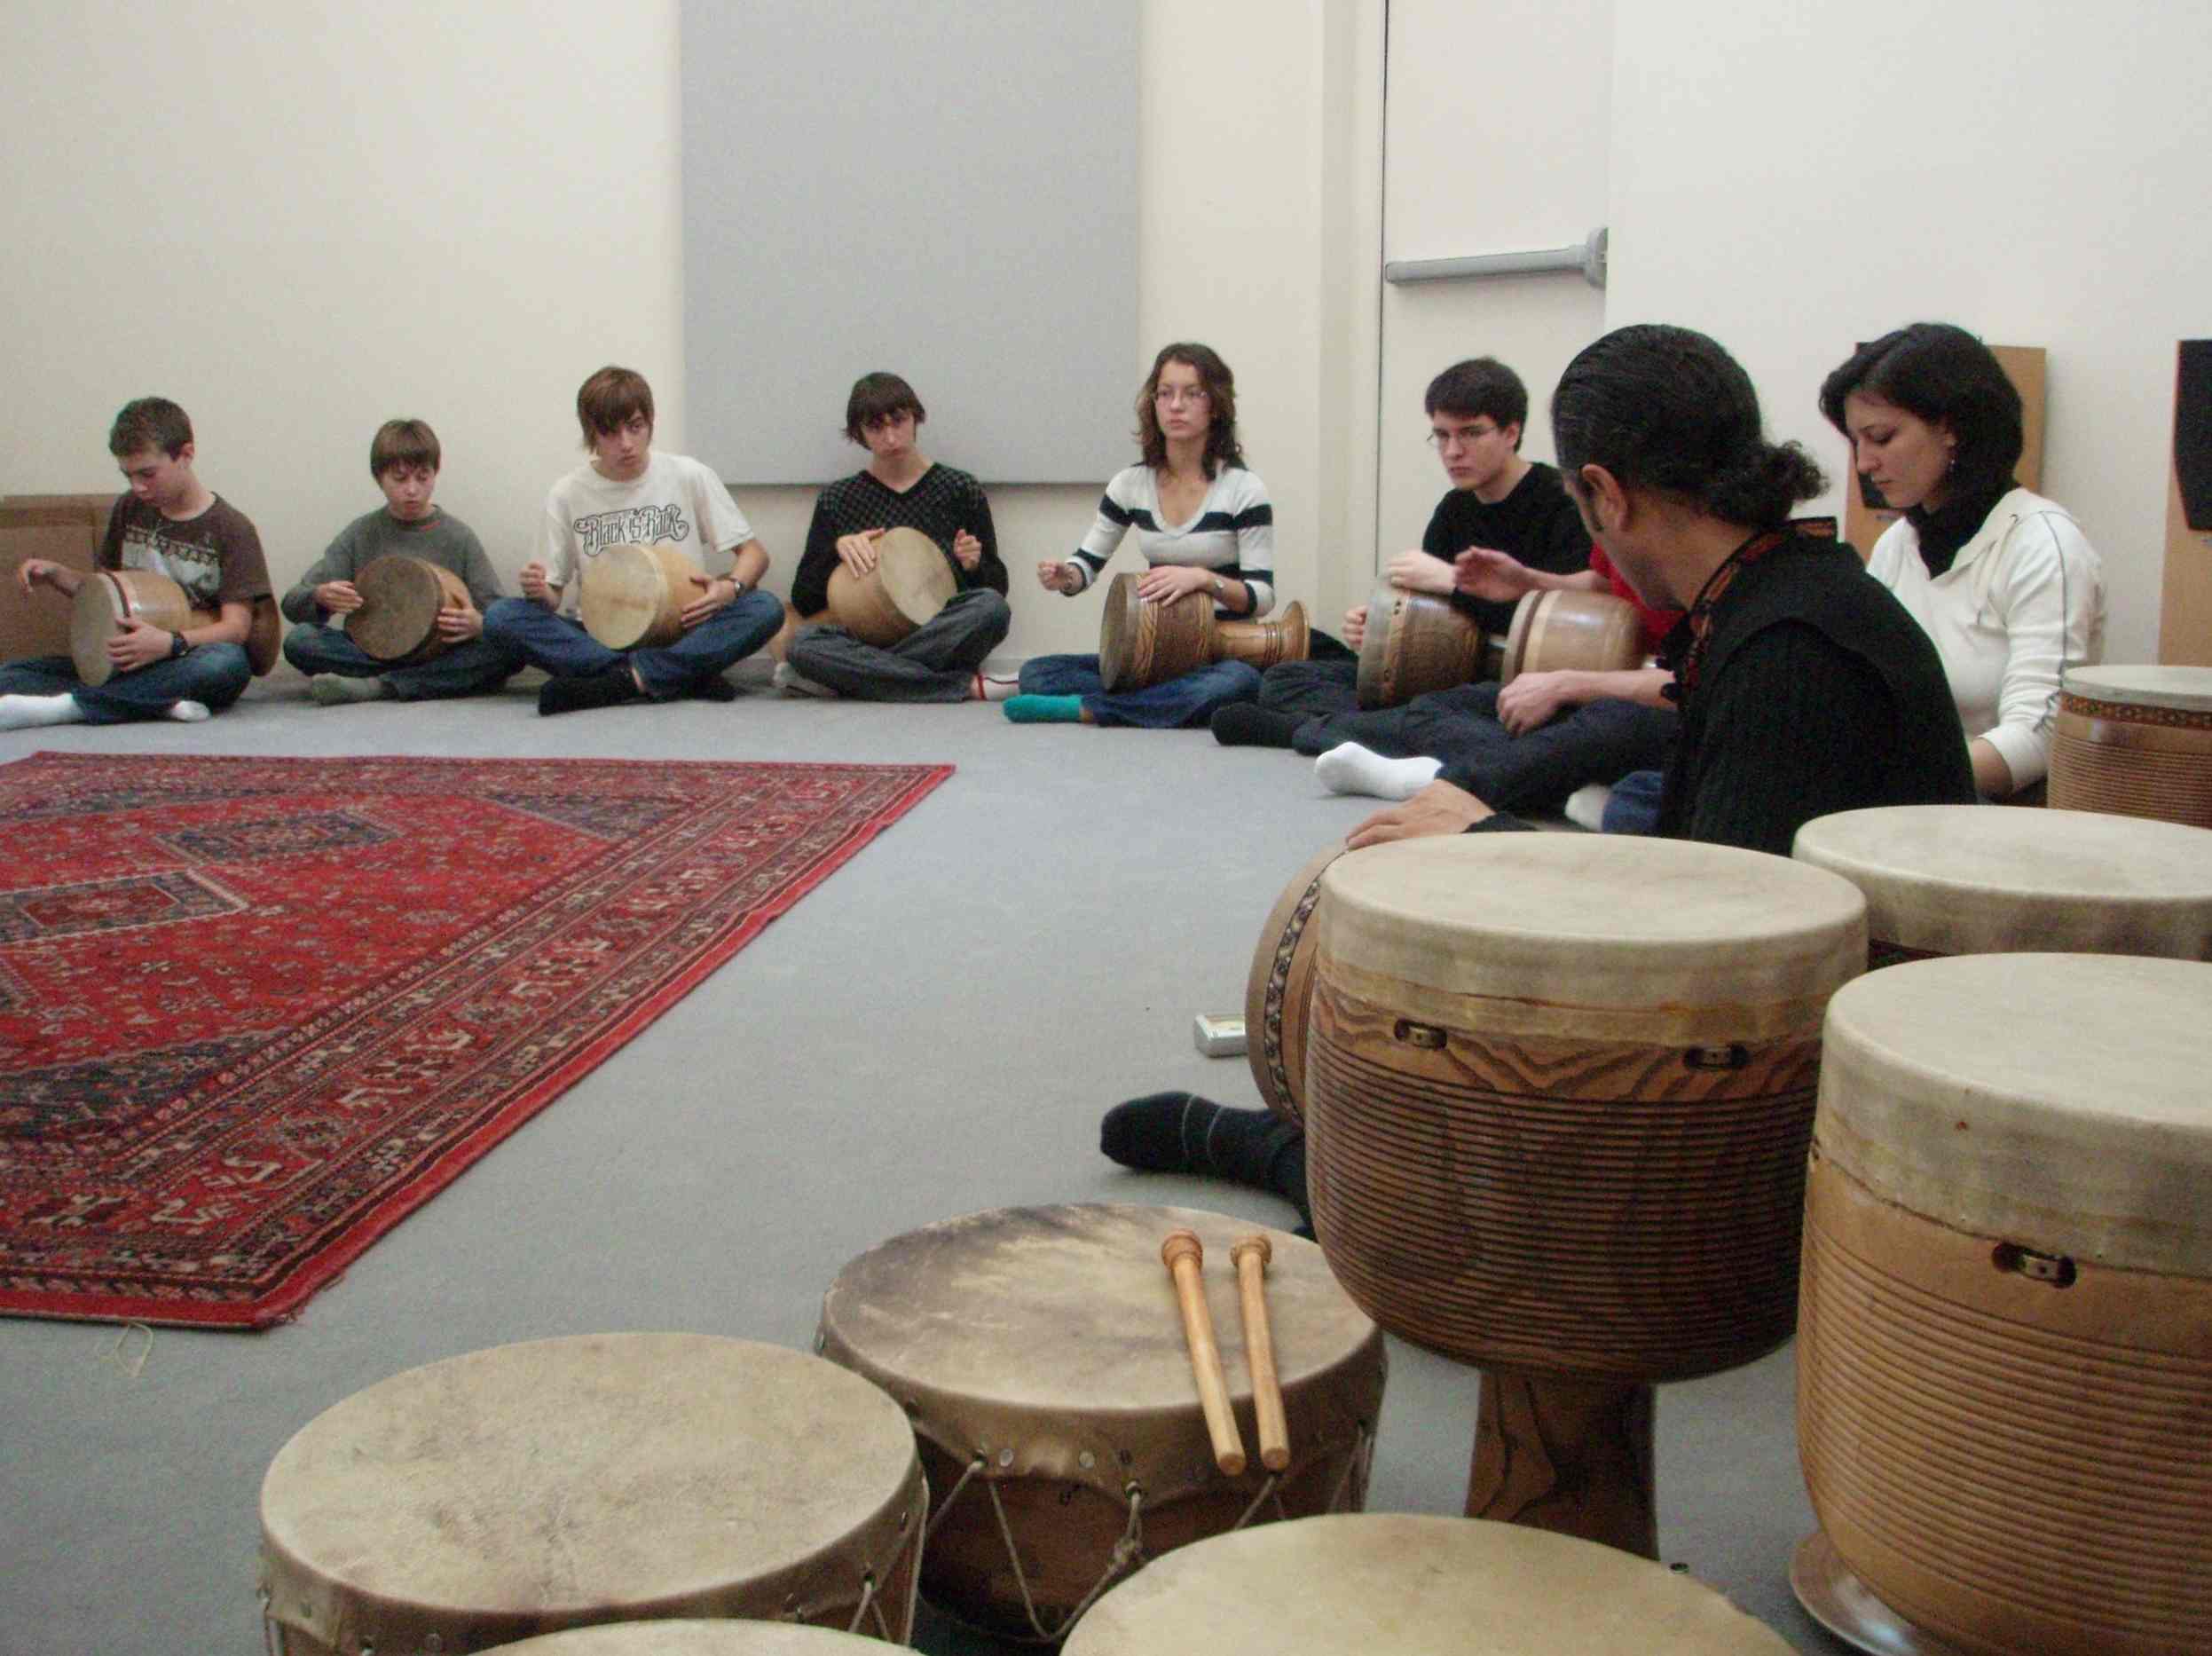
[1821,323,2105,800]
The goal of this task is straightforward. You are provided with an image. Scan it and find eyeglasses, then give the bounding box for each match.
[1427,422,1500,449]
[1153,386,1211,406]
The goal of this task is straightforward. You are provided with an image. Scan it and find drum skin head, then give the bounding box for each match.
[580,543,698,650]
[873,526,956,626]
[485,1622,893,1654]
[350,555,457,662]
[2062,662,2212,713]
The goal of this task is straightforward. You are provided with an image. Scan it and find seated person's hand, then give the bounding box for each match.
[1137,564,1211,604]
[951,529,983,572]
[316,580,364,614]
[1341,603,1368,650]
[680,574,736,629]
[1384,548,1456,596]
[1346,779,1493,848]
[1036,559,1082,595]
[436,602,485,641]
[520,561,555,604]
[1495,669,1578,735]
[16,557,60,595]
[1453,545,1537,603]
[107,616,175,673]
[836,529,885,576]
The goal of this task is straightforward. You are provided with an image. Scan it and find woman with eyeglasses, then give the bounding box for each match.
[1820,323,2106,800]
[1007,343,1276,726]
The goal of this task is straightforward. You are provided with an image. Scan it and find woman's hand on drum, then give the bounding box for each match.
[1452,546,1538,603]
[951,529,983,572]
[1384,549,1457,596]
[519,561,556,606]
[836,529,885,577]
[1341,603,1368,650]
[1495,669,1578,735]
[1137,564,1213,604]
[1345,779,1494,848]
[680,574,736,629]
[1036,560,1083,595]
[106,616,176,672]
[315,580,364,615]
[436,602,485,641]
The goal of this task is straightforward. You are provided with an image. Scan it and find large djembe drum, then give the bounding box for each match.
[350,554,473,665]
[816,1204,1385,1643]
[1793,803,2212,966]
[1098,572,1309,691]
[1796,953,2212,1656]
[258,1335,926,1652]
[1303,834,1866,1557]
[484,1625,897,1655]
[1061,1515,1797,1655]
[580,543,704,651]
[823,526,956,648]
[1242,846,1347,1125]
[69,568,214,685]
[1497,588,1645,684]
[1352,584,1487,709]
[2049,664,2212,828]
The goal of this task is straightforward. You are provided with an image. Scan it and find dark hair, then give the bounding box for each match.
[1136,342,1245,478]
[370,418,441,477]
[1552,325,1825,527]
[844,372,926,444]
[576,366,655,447]
[1425,358,1527,447]
[1818,323,2023,504]
[108,397,193,459]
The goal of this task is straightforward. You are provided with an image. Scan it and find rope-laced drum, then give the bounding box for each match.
[2049,663,2212,829]
[257,1334,925,1653]
[350,554,473,665]
[69,569,213,685]
[1059,1514,1797,1655]
[1097,572,1310,692]
[815,1204,1385,1642]
[1797,953,2212,1656]
[1303,833,1866,1557]
[580,543,704,651]
[823,527,956,648]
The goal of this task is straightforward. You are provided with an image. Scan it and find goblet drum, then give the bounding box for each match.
[1351,583,1485,710]
[1497,588,1645,683]
[1098,572,1311,691]
[2048,663,2212,828]
[823,526,956,648]
[350,554,472,665]
[69,569,213,685]
[579,543,703,651]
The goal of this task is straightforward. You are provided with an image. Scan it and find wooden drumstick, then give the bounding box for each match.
[1160,1229,1247,1476]
[1230,1235,1290,1471]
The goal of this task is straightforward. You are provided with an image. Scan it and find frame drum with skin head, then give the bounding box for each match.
[580,543,703,651]
[1353,583,1484,710]
[257,1334,926,1653]
[483,1623,897,1655]
[69,569,213,686]
[1793,803,2212,966]
[1243,845,1348,1125]
[2049,664,2212,828]
[824,526,956,648]
[1498,588,1645,684]
[1098,572,1213,691]
[350,555,472,665]
[816,1204,1386,1644]
[1061,1515,1798,1656]
[1799,953,2212,1656]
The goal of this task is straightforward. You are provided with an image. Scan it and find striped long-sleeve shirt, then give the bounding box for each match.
[1066,464,1275,616]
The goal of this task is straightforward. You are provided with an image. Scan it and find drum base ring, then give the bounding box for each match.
[1789,1530,1973,1656]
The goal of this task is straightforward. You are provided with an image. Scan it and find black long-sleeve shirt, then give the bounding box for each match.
[791,465,1004,617]
[1423,462,1594,636]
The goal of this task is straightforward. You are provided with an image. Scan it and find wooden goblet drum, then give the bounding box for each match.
[257,1334,926,1652]
[1097,571,1311,691]
[69,569,214,685]
[483,1624,895,1654]
[1793,803,2212,967]
[1352,583,1486,709]
[350,554,471,665]
[1303,834,1867,1557]
[1060,1514,1797,1655]
[816,1203,1385,1644]
[1242,845,1348,1125]
[823,526,956,648]
[1498,588,1645,683]
[1798,953,2212,1656]
[579,542,704,651]
[2049,664,2212,828]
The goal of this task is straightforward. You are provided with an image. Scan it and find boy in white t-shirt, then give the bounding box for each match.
[484,366,781,714]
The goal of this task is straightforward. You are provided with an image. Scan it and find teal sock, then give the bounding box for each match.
[1004,694,1085,724]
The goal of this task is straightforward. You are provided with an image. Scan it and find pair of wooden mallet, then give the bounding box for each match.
[1160,1229,1290,1477]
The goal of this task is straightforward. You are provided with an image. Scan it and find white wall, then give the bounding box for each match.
[1606,0,2212,663]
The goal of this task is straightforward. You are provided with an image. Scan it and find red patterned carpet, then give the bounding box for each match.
[0,752,949,1328]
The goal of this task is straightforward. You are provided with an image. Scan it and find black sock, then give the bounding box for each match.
[1209,703,1302,749]
[539,667,642,716]
[687,674,739,702]
[1099,1092,1311,1221]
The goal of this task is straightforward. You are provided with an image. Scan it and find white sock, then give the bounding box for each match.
[165,700,213,723]
[0,693,87,731]
[1315,742,1442,800]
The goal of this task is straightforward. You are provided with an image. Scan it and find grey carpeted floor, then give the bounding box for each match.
[0,674,1841,1655]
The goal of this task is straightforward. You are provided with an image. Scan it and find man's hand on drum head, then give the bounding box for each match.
[680,574,736,629]
[951,529,983,572]
[1137,564,1211,604]
[315,580,364,615]
[1453,546,1536,603]
[1341,603,1368,650]
[1495,669,1577,736]
[519,561,555,606]
[436,603,485,642]
[835,529,885,577]
[106,616,175,672]
[1384,548,1456,596]
[1346,779,1493,848]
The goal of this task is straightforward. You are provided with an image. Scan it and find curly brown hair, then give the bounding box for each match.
[1135,343,1244,478]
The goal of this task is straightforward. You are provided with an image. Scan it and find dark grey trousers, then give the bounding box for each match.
[787,587,1012,702]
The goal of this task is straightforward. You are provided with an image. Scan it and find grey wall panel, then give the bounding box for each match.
[681,0,1138,485]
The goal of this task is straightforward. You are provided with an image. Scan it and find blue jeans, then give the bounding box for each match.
[1602,769,1666,834]
[0,646,252,724]
[282,624,523,700]
[1018,652,1262,729]
[789,588,1012,702]
[483,591,783,697]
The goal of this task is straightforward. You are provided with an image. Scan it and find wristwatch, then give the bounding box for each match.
[169,630,189,658]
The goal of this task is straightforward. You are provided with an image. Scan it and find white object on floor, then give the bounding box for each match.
[166,700,213,723]
[1193,1013,1248,1057]
[1564,783,1612,832]
[771,661,837,699]
[1314,742,1441,800]
[0,692,87,730]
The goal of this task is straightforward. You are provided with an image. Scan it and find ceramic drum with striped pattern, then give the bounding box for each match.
[2049,664,2212,828]
[1799,953,2212,1656]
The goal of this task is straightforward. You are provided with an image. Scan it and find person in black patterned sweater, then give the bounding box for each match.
[779,374,1014,702]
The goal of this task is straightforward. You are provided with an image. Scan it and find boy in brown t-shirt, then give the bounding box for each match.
[2,397,272,730]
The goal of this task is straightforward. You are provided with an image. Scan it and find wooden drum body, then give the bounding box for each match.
[69,569,213,685]
[816,1203,1386,1643]
[579,543,702,651]
[257,1334,926,1652]
[1499,589,1645,683]
[1213,600,1308,674]
[350,554,471,665]
[1353,584,1484,710]
[1799,954,2212,1656]
[2050,664,2212,828]
[1794,803,2212,967]
[1061,1515,1797,1656]
[1243,846,1347,1125]
[1303,835,1866,1556]
[824,526,956,647]
[1098,572,1311,691]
